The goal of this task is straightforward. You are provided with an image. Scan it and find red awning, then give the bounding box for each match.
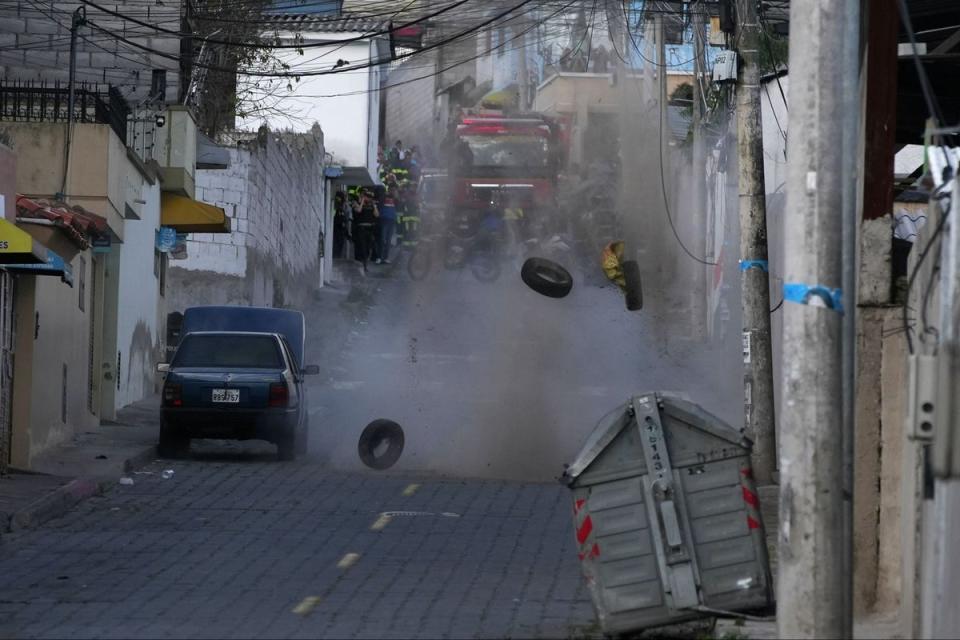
[15,196,109,250]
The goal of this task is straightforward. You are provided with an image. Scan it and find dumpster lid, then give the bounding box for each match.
[562,392,750,485]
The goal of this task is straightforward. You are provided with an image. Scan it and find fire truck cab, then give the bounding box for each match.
[449,109,564,223]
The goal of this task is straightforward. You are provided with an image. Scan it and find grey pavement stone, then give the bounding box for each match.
[0,459,598,639]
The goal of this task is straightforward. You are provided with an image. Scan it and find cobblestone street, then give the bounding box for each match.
[0,447,598,639]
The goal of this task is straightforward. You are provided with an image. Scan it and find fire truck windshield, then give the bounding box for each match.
[457,135,549,169]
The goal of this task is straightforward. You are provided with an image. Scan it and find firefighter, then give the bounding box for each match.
[399,182,420,247]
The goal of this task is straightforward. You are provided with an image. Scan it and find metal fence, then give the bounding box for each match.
[0,80,130,144]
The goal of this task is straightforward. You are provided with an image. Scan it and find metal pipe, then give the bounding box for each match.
[840,1,862,633]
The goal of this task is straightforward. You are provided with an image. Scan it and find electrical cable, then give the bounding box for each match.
[79,0,469,50]
[86,0,541,78]
[903,189,951,355]
[251,0,580,100]
[655,60,717,266]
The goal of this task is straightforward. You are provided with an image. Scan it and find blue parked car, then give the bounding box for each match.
[158,307,319,461]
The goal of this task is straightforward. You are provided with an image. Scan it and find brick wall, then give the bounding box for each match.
[168,125,326,312]
[0,0,181,104]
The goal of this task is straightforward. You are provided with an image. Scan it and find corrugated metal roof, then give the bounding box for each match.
[265,13,386,34]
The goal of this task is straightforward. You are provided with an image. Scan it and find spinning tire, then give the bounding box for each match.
[358,419,405,470]
[520,257,574,298]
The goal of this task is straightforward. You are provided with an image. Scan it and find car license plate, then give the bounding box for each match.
[212,388,240,403]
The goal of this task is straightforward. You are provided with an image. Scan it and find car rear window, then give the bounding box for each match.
[173,334,284,369]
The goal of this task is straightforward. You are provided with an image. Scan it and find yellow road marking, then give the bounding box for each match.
[402,483,420,496]
[292,596,322,616]
[370,514,392,531]
[337,552,360,569]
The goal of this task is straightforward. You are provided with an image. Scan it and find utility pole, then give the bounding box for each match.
[518,28,530,110]
[691,1,707,335]
[60,6,86,201]
[778,0,857,636]
[657,12,667,200]
[735,0,776,484]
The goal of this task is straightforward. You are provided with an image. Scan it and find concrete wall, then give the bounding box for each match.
[0,144,15,221]
[0,0,181,104]
[0,122,127,238]
[385,51,439,158]
[113,179,163,411]
[10,251,97,467]
[168,127,326,313]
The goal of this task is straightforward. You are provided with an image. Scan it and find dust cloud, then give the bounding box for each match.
[306,30,742,483]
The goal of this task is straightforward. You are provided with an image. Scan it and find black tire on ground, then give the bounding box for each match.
[157,425,189,459]
[407,246,431,280]
[623,259,643,311]
[520,257,574,298]
[358,419,405,470]
[277,429,297,461]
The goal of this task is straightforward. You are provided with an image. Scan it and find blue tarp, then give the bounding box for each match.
[181,306,307,368]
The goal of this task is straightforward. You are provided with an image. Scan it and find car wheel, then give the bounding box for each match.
[623,260,643,310]
[470,252,501,283]
[521,257,573,298]
[443,243,467,270]
[277,432,296,462]
[295,416,309,456]
[158,425,189,459]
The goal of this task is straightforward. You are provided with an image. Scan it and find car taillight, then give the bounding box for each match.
[163,383,182,407]
[269,382,289,408]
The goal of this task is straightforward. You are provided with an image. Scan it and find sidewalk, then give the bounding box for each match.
[0,394,160,533]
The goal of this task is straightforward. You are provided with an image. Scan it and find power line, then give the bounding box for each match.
[79,0,470,50]
[261,0,579,100]
[84,0,541,78]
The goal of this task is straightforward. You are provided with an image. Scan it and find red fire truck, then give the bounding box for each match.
[448,109,568,231]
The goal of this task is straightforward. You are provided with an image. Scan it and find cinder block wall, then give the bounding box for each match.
[0,0,181,104]
[168,126,326,313]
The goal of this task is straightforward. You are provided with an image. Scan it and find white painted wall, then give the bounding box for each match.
[114,180,163,410]
[239,37,381,179]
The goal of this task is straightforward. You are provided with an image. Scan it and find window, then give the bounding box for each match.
[78,256,86,311]
[172,334,285,369]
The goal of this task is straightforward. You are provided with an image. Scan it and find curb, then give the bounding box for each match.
[4,444,158,533]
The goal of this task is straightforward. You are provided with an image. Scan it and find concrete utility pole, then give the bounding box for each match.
[778,0,857,637]
[691,1,707,334]
[735,0,776,484]
[657,13,667,198]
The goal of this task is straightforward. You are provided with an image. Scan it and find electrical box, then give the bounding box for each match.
[907,354,937,443]
[713,50,738,84]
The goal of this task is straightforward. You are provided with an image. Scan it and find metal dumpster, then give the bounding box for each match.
[562,392,774,635]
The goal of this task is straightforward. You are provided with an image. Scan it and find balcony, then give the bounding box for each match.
[130,105,198,198]
[0,80,129,144]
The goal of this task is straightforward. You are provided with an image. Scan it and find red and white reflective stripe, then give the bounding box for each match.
[573,497,600,561]
[740,463,763,530]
